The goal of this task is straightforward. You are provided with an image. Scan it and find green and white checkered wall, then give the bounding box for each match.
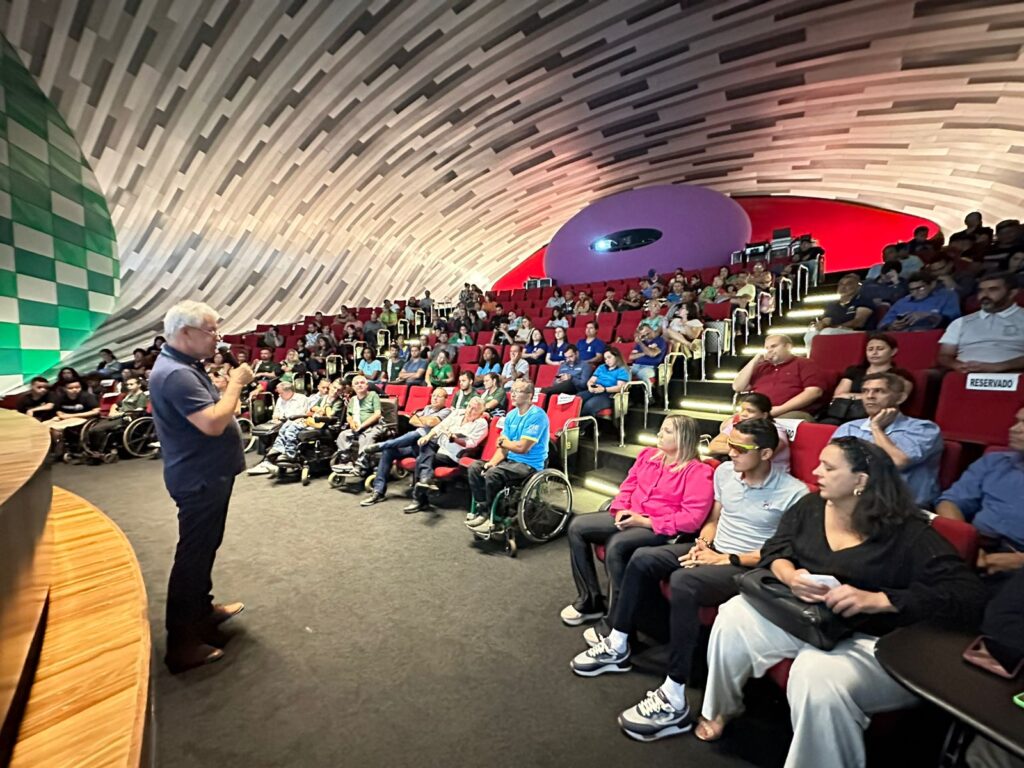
[0,37,119,395]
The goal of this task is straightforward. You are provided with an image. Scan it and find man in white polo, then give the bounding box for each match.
[938,273,1024,373]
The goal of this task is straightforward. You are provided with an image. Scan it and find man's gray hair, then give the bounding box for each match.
[164,300,219,337]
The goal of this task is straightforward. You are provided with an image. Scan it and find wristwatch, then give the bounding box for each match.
[728,554,741,567]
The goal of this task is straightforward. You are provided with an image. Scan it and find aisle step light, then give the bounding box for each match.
[800,292,839,304]
[677,398,736,414]
[583,476,622,497]
[713,370,739,380]
[786,309,822,319]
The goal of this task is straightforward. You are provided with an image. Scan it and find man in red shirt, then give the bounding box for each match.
[731,334,827,419]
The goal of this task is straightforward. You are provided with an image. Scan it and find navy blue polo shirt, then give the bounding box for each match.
[149,343,245,493]
[576,337,606,361]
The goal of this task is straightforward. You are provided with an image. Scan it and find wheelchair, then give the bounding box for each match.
[469,466,573,557]
[328,398,400,490]
[69,412,159,463]
[275,417,343,486]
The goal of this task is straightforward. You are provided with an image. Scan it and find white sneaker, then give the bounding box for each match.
[247,461,271,475]
[465,514,487,528]
[560,603,605,627]
[582,626,602,647]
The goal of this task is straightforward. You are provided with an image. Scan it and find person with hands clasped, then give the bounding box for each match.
[568,419,809,742]
[560,416,715,631]
[695,437,986,768]
[578,347,631,417]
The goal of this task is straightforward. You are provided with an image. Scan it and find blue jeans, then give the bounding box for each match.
[371,430,423,495]
[579,391,613,417]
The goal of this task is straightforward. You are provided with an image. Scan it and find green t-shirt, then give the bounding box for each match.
[347,391,381,426]
[427,362,452,384]
[483,387,506,411]
[122,390,149,412]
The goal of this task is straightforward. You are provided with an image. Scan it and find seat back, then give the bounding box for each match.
[702,302,732,321]
[383,384,408,408]
[546,394,582,437]
[456,345,480,365]
[889,330,943,370]
[935,372,1024,444]
[939,439,964,491]
[788,422,837,490]
[403,385,433,415]
[931,516,979,565]
[809,332,865,371]
[534,365,558,389]
[478,421,504,463]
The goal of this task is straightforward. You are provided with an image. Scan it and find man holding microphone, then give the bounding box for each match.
[149,300,254,673]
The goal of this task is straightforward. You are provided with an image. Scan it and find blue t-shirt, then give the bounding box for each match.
[358,359,382,378]
[148,344,245,494]
[547,341,570,362]
[525,341,548,357]
[593,365,630,388]
[503,404,550,471]
[577,337,606,361]
[632,336,667,366]
[475,361,501,377]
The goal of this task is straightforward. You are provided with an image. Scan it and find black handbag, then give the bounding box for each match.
[821,397,866,423]
[736,568,853,651]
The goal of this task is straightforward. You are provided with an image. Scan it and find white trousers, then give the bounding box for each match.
[702,595,919,768]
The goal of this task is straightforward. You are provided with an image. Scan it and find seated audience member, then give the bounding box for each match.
[927,253,976,300]
[708,394,791,471]
[730,272,756,315]
[357,346,382,384]
[488,304,507,330]
[695,438,986,766]
[574,291,595,315]
[303,322,323,351]
[523,329,549,364]
[480,372,508,416]
[596,288,619,315]
[474,346,502,386]
[936,409,1024,582]
[432,331,456,363]
[111,375,149,415]
[663,303,703,356]
[514,317,534,345]
[878,271,960,331]
[124,348,152,381]
[867,242,923,281]
[360,388,451,505]
[501,344,530,389]
[938,273,1024,373]
[452,324,474,347]
[466,380,549,533]
[951,210,984,242]
[419,290,434,320]
[451,370,477,410]
[146,335,166,356]
[618,289,644,311]
[698,276,727,305]
[732,335,827,420]
[379,304,399,337]
[640,303,665,336]
[259,325,285,349]
[546,308,569,329]
[859,261,908,309]
[332,375,389,472]
[383,346,405,382]
[247,382,310,474]
[96,348,124,378]
[579,348,631,418]
[804,274,873,350]
[562,416,716,631]
[362,311,384,349]
[397,343,428,385]
[577,322,606,368]
[574,420,807,741]
[249,380,339,474]
[628,325,667,396]
[308,337,334,372]
[831,372,941,506]
[791,236,824,278]
[639,278,654,300]
[17,377,54,421]
[278,348,306,384]
[205,351,233,378]
[1005,249,1024,286]
[406,397,490,512]
[46,378,101,454]
[907,225,933,255]
[543,345,591,396]
[546,326,571,365]
[507,311,522,333]
[546,288,566,310]
[818,333,913,425]
[252,347,282,392]
[425,350,455,387]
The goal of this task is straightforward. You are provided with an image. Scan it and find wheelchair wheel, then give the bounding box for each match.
[504,530,518,557]
[516,469,573,543]
[237,417,256,453]
[329,473,345,489]
[301,466,310,486]
[123,417,159,458]
[102,451,119,464]
[77,419,104,460]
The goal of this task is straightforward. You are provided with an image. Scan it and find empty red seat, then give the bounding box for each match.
[702,302,732,321]
[384,384,408,409]
[935,371,1024,445]
[889,330,943,370]
[573,313,596,328]
[403,385,433,416]
[809,332,866,371]
[566,327,587,345]
[534,365,558,389]
[788,422,837,490]
[456,345,480,365]
[939,440,964,491]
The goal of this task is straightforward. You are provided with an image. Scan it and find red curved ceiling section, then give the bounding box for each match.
[492,196,940,289]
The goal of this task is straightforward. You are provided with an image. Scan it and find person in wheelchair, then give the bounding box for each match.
[82,375,150,455]
[252,380,341,474]
[330,375,390,474]
[405,397,489,513]
[466,380,549,533]
[247,382,310,474]
[560,415,715,630]
[46,378,101,458]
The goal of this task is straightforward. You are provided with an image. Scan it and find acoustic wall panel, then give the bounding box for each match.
[0,0,1022,391]
[0,37,119,392]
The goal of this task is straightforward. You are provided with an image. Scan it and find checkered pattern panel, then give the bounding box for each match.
[0,38,119,393]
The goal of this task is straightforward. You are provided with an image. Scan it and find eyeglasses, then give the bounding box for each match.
[727,440,758,453]
[908,284,930,293]
[189,326,222,340]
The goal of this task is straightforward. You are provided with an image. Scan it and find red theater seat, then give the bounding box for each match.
[403,386,432,416]
[384,384,408,409]
[789,422,837,490]
[809,332,865,371]
[534,365,558,389]
[457,345,480,365]
[889,330,943,370]
[935,372,1024,445]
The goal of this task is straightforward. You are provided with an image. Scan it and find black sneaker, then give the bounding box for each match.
[360,492,385,506]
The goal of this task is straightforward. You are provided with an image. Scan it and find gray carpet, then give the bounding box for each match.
[51,457,789,768]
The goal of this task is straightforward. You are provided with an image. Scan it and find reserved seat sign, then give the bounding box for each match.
[965,372,1020,391]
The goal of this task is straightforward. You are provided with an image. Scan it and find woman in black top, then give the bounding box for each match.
[817,333,914,425]
[696,438,986,767]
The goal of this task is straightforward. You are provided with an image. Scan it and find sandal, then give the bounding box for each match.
[694,717,726,742]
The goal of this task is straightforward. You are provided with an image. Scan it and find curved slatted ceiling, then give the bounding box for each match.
[3,0,1023,354]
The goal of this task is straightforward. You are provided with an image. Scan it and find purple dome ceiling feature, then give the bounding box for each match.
[545,185,751,284]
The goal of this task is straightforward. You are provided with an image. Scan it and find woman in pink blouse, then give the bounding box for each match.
[561,415,715,627]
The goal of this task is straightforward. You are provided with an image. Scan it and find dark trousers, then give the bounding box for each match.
[611,543,744,683]
[578,391,613,417]
[166,476,235,645]
[467,459,534,511]
[414,439,458,483]
[542,380,580,396]
[371,431,422,494]
[567,512,668,614]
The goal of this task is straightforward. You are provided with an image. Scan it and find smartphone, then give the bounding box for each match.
[962,637,1024,679]
[615,513,633,528]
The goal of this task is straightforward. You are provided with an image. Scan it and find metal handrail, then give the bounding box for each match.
[376,328,391,349]
[703,326,724,368]
[731,307,750,348]
[778,276,794,314]
[661,350,689,406]
[560,414,599,476]
[397,318,410,337]
[325,354,344,380]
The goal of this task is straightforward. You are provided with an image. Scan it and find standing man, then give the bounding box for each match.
[149,300,254,673]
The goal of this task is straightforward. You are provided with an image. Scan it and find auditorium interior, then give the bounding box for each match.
[2,1,1024,767]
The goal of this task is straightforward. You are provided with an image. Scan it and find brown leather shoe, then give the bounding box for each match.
[165,643,225,674]
[208,601,245,626]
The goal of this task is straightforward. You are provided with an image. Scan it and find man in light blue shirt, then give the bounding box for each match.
[878,271,960,332]
[832,371,942,505]
[466,379,549,532]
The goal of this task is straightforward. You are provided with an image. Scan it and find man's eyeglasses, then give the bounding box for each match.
[188,326,221,340]
[908,284,929,293]
[727,440,758,454]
